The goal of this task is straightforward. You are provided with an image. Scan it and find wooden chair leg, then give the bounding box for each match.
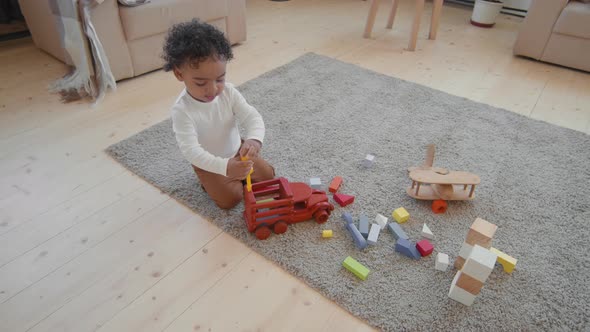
[429,0,444,40]
[408,0,425,51]
[364,0,380,38]
[386,0,399,29]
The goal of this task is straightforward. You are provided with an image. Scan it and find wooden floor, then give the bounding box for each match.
[0,0,588,331]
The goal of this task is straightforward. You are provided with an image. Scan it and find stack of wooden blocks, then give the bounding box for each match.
[449,218,498,306]
[454,218,497,269]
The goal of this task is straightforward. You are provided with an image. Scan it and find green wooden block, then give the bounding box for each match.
[342,256,370,280]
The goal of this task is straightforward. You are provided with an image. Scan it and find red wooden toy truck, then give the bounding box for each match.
[243,177,335,240]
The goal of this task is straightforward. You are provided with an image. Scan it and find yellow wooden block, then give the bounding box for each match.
[322,230,333,238]
[392,207,410,223]
[490,247,517,273]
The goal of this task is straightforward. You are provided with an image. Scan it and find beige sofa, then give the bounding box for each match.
[513,0,590,72]
[19,0,247,81]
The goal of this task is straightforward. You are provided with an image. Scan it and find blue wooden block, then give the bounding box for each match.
[346,222,368,250]
[342,212,353,224]
[359,214,370,238]
[388,223,409,241]
[395,238,421,260]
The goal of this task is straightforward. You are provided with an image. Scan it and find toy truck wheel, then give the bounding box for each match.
[273,221,288,234]
[314,210,329,224]
[255,225,272,240]
[431,200,448,214]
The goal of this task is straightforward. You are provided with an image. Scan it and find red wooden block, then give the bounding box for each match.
[333,193,355,207]
[329,176,343,193]
[416,239,434,257]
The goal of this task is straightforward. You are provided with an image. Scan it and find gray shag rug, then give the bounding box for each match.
[106,53,590,331]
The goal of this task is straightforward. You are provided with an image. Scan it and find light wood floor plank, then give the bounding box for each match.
[0,182,167,303]
[0,171,145,267]
[98,232,250,332]
[27,212,219,332]
[0,199,205,331]
[163,251,377,332]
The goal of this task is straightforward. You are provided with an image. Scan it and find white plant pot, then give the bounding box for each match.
[471,0,504,28]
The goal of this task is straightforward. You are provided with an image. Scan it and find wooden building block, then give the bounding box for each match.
[310,177,322,190]
[490,247,517,273]
[334,193,355,207]
[422,223,434,239]
[375,213,388,229]
[392,207,410,223]
[395,238,421,260]
[329,176,343,193]
[359,214,370,238]
[465,218,497,247]
[455,271,484,295]
[454,242,474,269]
[342,212,353,224]
[459,242,474,260]
[367,223,381,245]
[343,256,370,280]
[387,222,409,241]
[362,154,375,168]
[449,272,477,306]
[435,253,449,271]
[454,256,466,270]
[461,245,497,283]
[345,222,368,250]
[416,239,434,257]
[322,230,333,238]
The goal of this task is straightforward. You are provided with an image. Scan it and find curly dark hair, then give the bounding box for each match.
[162,19,234,71]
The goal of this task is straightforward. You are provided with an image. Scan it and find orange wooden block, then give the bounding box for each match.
[329,176,343,193]
[465,218,497,248]
[472,218,498,238]
[465,229,492,248]
[454,256,466,270]
[455,271,484,295]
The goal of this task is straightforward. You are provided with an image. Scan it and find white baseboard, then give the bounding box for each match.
[446,0,531,17]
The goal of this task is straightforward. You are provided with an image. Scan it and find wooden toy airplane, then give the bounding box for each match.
[407,144,480,202]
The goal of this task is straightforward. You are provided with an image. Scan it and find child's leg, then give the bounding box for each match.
[192,165,243,209]
[250,157,275,183]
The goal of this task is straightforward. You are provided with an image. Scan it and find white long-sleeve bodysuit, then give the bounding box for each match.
[171,83,265,176]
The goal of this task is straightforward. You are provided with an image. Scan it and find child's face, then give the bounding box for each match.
[173,56,226,103]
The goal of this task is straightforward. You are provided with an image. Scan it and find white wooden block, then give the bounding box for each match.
[362,154,375,168]
[374,213,388,230]
[462,245,497,283]
[310,177,322,189]
[367,223,381,245]
[449,271,477,306]
[435,252,449,271]
[422,223,434,239]
[458,242,474,259]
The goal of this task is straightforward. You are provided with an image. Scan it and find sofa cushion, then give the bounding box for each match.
[554,1,590,39]
[119,0,228,41]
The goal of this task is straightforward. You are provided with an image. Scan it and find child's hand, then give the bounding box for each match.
[239,139,262,159]
[227,157,254,180]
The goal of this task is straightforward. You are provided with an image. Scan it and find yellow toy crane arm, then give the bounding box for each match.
[240,156,253,192]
